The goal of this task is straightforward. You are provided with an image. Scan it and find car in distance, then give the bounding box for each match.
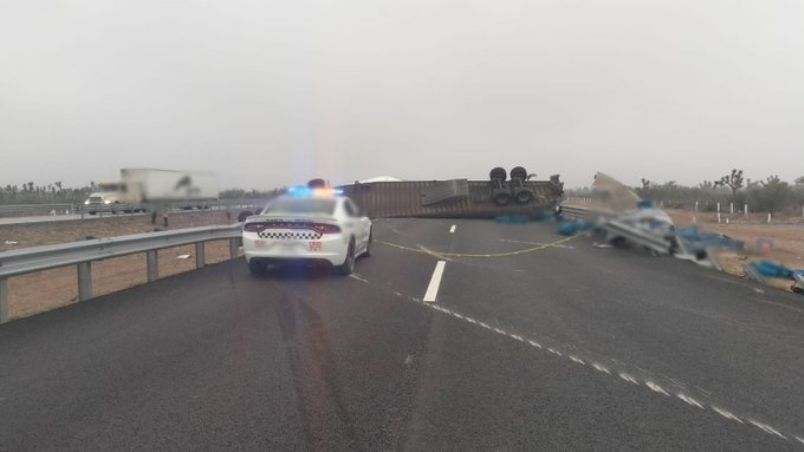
[241,187,372,276]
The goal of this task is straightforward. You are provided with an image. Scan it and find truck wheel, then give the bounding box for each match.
[248,259,267,276]
[489,167,507,181]
[335,239,356,275]
[238,210,253,222]
[308,178,327,188]
[514,189,533,204]
[510,166,527,180]
[492,191,511,206]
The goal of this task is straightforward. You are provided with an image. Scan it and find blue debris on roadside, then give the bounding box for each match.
[557,220,594,236]
[495,215,529,224]
[675,225,744,259]
[744,261,804,294]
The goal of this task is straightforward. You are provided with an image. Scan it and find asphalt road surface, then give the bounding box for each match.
[2,218,803,450]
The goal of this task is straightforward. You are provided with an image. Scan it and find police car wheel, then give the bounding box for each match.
[363,229,372,258]
[335,239,356,275]
[248,259,267,276]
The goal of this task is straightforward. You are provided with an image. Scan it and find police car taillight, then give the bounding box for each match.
[244,223,266,232]
[314,224,341,234]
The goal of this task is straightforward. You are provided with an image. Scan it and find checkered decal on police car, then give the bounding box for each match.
[257,231,322,240]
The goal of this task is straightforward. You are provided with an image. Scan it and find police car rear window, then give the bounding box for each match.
[263,198,336,215]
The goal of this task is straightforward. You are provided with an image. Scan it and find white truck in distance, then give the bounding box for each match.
[84,168,219,213]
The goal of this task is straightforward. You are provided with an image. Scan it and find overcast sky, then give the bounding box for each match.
[1,0,803,189]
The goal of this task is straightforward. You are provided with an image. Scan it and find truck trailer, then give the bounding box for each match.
[84,168,219,213]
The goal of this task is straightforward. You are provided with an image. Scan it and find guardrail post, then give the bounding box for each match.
[0,278,9,324]
[229,238,240,259]
[195,242,205,268]
[77,262,92,301]
[146,250,158,282]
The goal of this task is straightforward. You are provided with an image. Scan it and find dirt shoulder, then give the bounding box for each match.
[666,209,804,292]
[1,210,242,321]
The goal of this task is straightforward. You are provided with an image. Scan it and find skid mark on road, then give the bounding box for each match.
[355,273,801,446]
[376,236,576,259]
[496,238,574,249]
[349,274,369,284]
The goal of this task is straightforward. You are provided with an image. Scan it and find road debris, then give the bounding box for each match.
[4,240,18,245]
[565,173,804,295]
[557,220,593,236]
[495,215,529,224]
[744,261,804,295]
[176,254,191,260]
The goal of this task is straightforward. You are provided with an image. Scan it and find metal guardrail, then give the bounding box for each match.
[0,223,243,323]
[0,203,76,217]
[0,199,265,220]
[77,199,265,216]
[560,206,590,220]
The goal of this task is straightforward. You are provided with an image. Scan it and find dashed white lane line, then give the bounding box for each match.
[349,274,369,283]
[422,260,447,303]
[569,356,585,366]
[645,381,670,396]
[619,373,639,385]
[359,272,799,444]
[712,406,743,423]
[749,420,787,440]
[449,224,456,234]
[677,394,704,409]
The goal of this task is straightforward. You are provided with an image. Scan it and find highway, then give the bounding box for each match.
[1,218,803,450]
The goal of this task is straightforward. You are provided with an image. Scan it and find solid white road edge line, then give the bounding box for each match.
[423,260,447,302]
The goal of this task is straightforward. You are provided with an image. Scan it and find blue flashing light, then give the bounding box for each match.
[287,186,312,197]
[286,185,343,198]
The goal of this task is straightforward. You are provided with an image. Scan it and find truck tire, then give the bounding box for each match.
[514,189,533,204]
[238,210,253,222]
[510,166,527,180]
[492,190,511,206]
[489,167,507,181]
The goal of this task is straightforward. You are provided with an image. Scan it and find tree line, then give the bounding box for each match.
[568,170,804,213]
[0,182,282,205]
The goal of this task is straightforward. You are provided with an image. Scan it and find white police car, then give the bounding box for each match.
[242,187,372,276]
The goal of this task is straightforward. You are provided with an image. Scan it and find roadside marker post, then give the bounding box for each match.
[146,250,158,282]
[0,278,8,324]
[77,262,92,301]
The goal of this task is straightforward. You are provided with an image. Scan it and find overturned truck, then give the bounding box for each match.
[339,167,564,219]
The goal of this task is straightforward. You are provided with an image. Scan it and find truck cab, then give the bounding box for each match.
[84,183,128,213]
